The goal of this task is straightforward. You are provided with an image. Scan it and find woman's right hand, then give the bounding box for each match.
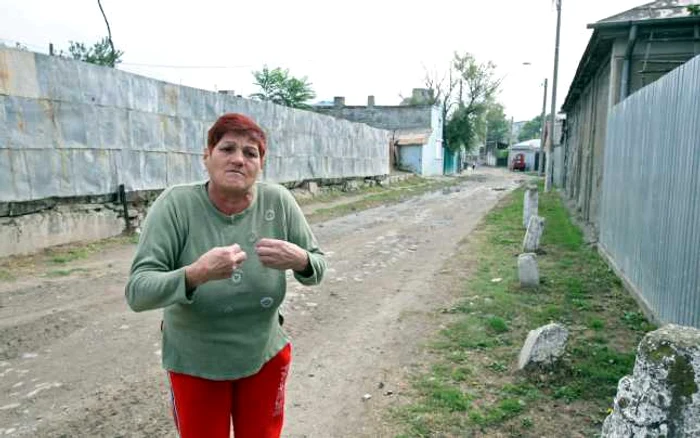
[185,245,247,289]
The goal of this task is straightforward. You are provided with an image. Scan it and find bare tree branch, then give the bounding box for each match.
[97,0,115,55]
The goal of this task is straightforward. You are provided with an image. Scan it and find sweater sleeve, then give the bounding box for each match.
[125,189,194,312]
[282,190,326,286]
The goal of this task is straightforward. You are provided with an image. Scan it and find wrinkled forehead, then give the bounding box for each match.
[214,132,261,149]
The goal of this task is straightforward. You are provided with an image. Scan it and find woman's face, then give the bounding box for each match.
[204,132,262,195]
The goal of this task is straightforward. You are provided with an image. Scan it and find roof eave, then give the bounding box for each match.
[562,31,602,112]
[589,15,700,30]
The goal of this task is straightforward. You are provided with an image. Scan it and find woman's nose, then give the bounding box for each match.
[229,149,244,164]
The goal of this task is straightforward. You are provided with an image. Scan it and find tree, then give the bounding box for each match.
[445,106,477,153]
[485,101,509,144]
[441,52,502,151]
[250,66,316,109]
[518,115,545,142]
[64,37,123,67]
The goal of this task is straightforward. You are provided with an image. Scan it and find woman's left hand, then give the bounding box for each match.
[255,238,309,271]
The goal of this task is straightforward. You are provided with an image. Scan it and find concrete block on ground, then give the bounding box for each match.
[303,181,321,196]
[518,253,539,287]
[523,215,545,253]
[601,324,700,438]
[523,184,539,228]
[518,323,569,371]
[342,180,360,192]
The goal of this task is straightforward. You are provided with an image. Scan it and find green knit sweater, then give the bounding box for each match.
[125,182,325,380]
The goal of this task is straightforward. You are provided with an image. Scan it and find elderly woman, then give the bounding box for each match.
[125,113,326,438]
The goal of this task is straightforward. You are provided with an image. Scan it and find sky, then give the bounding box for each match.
[1,0,644,122]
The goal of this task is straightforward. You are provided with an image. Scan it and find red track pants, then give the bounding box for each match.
[167,343,292,438]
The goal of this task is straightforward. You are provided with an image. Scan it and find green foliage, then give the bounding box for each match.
[423,52,503,151]
[554,385,583,402]
[49,248,89,264]
[588,318,605,331]
[518,114,544,142]
[496,149,509,159]
[445,105,477,151]
[486,102,509,144]
[64,37,123,67]
[445,53,501,150]
[0,269,15,281]
[688,4,700,15]
[486,316,509,333]
[400,91,437,106]
[250,66,316,109]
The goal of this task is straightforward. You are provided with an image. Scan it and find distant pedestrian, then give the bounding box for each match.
[125,113,326,438]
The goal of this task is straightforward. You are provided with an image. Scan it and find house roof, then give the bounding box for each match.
[562,0,700,111]
[591,0,697,29]
[395,129,431,146]
[510,139,542,151]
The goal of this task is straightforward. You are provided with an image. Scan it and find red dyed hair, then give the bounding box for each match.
[207,113,267,162]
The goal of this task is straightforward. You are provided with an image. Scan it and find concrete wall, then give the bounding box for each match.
[316,101,445,176]
[420,106,444,176]
[0,47,391,204]
[0,47,395,257]
[313,103,433,131]
[0,204,125,256]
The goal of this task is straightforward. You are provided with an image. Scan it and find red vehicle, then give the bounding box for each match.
[512,153,526,171]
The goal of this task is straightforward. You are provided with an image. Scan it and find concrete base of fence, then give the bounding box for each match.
[0,174,412,258]
[523,216,545,253]
[0,205,126,257]
[518,253,539,287]
[517,323,569,371]
[523,184,539,229]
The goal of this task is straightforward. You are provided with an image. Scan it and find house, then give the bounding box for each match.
[560,0,700,229]
[509,139,542,172]
[312,90,447,176]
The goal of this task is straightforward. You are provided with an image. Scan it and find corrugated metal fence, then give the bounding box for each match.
[599,54,700,327]
[0,47,391,203]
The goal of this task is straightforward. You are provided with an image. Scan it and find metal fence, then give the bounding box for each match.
[599,54,700,327]
[0,47,391,203]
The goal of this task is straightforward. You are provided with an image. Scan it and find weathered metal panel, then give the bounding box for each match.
[0,47,391,203]
[599,54,700,328]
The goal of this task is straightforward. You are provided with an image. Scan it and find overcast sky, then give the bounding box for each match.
[1,0,643,121]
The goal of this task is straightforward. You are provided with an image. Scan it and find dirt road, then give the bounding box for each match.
[0,168,523,437]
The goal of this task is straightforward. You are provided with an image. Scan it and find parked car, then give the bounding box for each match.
[512,153,526,171]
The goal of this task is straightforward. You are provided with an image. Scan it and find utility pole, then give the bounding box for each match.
[509,116,514,147]
[546,0,562,192]
[538,78,548,176]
